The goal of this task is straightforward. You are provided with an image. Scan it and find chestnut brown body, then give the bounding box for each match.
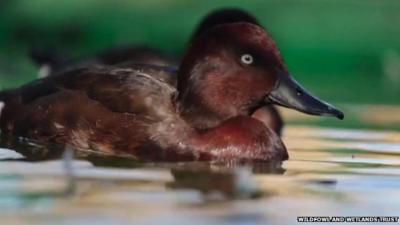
[0,66,286,161]
[1,23,343,161]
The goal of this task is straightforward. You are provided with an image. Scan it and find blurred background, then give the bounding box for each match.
[0,0,399,126]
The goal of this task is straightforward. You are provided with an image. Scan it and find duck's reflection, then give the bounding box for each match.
[170,167,258,199]
[166,161,285,199]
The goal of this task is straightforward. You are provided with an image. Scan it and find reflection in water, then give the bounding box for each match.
[1,122,400,224]
[168,161,284,199]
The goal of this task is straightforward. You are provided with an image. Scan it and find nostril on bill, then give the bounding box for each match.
[295,87,303,96]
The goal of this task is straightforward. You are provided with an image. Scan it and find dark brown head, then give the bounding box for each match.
[177,23,343,130]
[190,8,260,42]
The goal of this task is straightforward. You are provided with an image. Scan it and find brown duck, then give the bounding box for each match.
[1,23,344,162]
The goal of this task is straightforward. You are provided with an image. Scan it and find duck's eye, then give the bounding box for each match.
[240,54,253,65]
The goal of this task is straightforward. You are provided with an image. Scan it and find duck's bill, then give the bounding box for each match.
[266,72,344,120]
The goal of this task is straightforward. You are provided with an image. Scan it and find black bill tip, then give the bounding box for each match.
[321,105,344,120]
[335,110,344,120]
[267,72,345,120]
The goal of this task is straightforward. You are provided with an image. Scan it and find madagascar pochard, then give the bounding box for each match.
[2,23,343,162]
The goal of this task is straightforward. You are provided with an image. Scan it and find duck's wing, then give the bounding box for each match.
[84,67,176,118]
[47,66,177,118]
[1,66,177,117]
[113,62,178,86]
[0,66,177,156]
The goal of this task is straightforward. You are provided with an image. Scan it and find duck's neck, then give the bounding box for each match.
[175,74,259,131]
[176,63,262,130]
[176,95,227,130]
[175,55,223,130]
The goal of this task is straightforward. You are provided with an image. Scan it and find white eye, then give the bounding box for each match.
[241,54,253,65]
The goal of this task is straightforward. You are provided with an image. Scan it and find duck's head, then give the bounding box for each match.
[177,23,343,129]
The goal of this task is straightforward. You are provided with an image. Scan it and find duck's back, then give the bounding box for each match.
[0,66,177,157]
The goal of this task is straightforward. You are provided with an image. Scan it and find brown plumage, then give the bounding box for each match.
[0,65,285,161]
[1,23,343,161]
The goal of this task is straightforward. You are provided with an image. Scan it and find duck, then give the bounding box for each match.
[29,8,284,136]
[0,22,343,162]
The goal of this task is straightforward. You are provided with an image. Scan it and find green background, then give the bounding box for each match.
[0,0,399,104]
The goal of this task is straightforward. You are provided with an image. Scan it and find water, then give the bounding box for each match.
[0,106,399,225]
